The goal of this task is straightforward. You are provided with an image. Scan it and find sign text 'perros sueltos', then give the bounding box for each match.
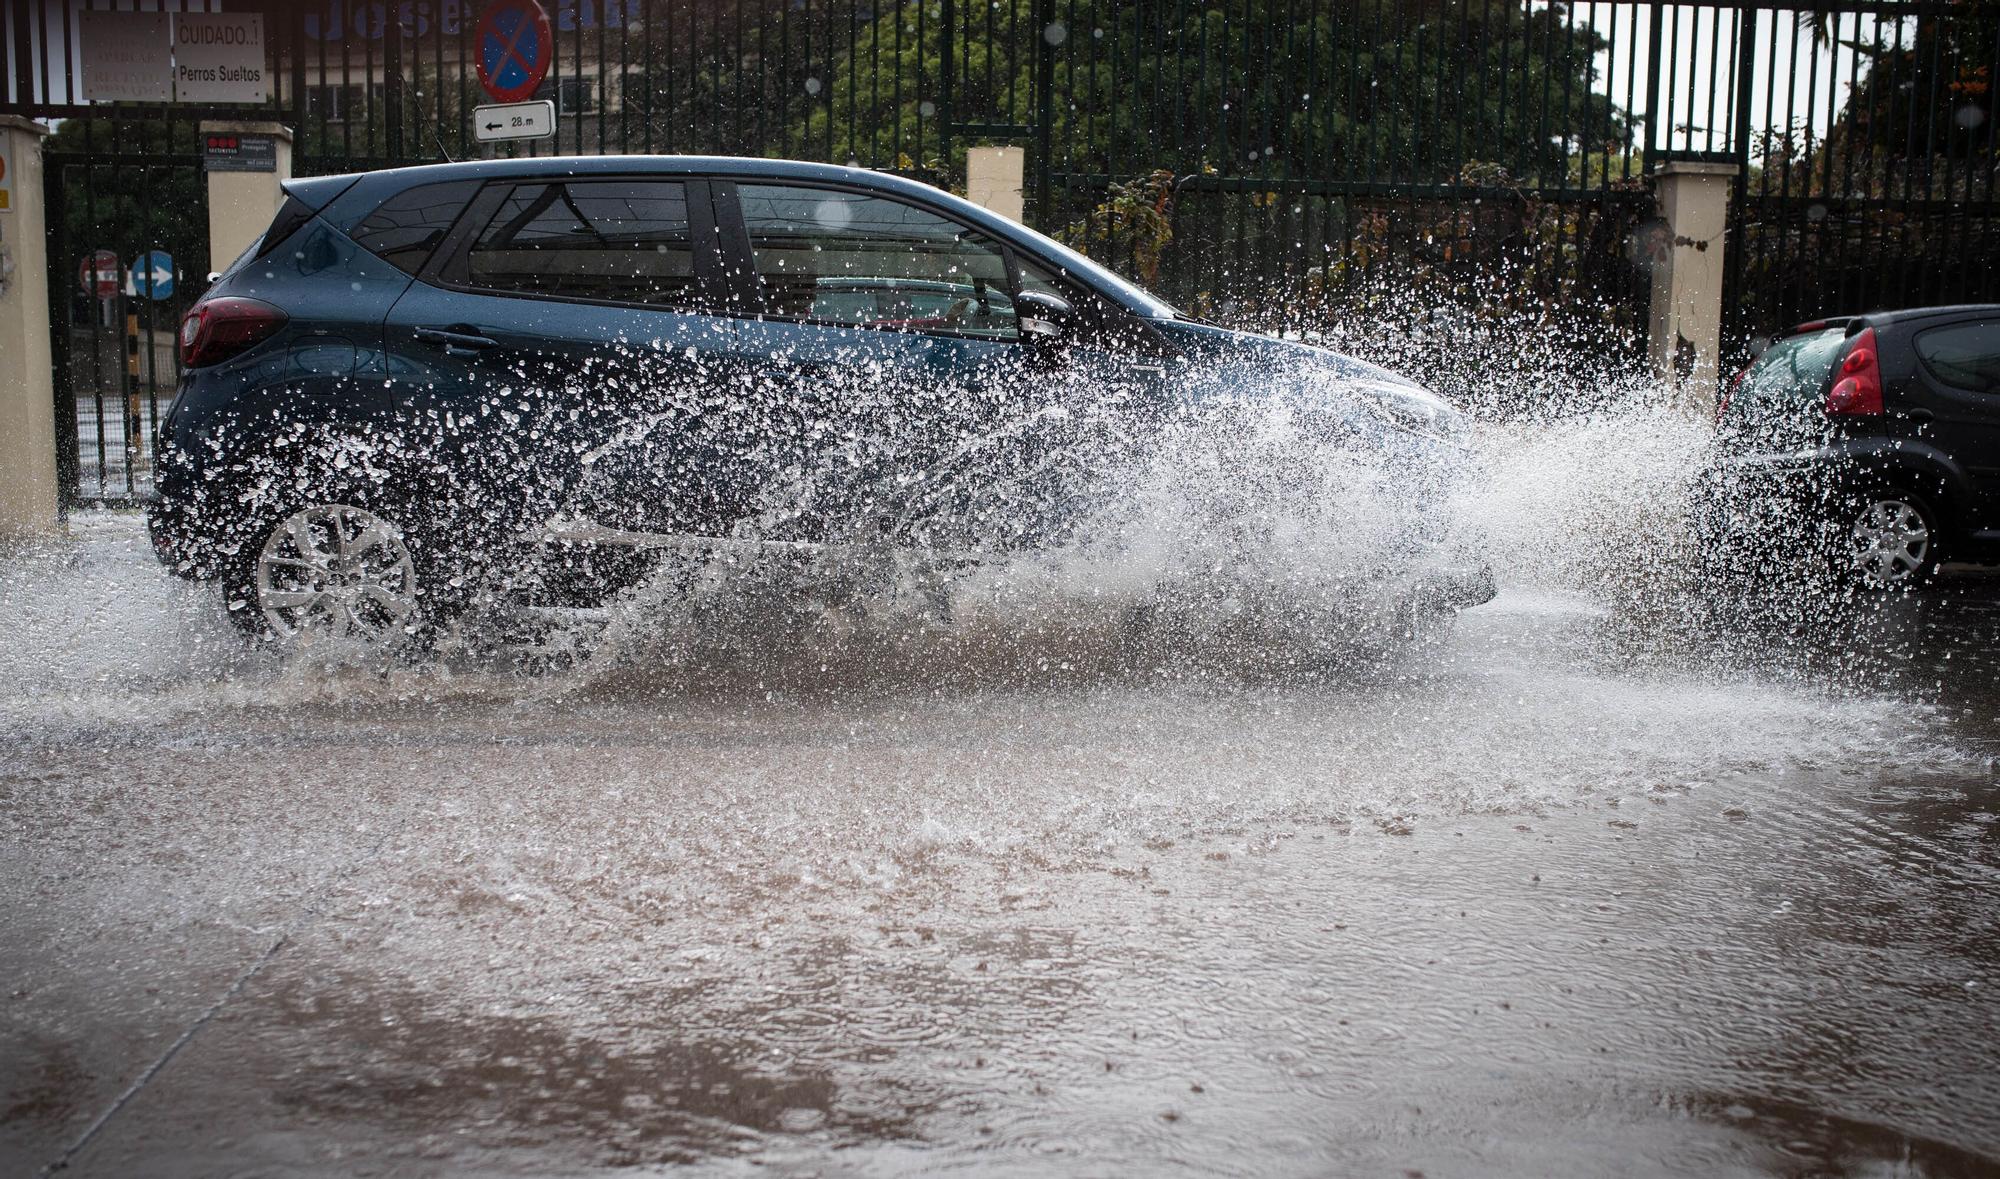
[78,12,267,105]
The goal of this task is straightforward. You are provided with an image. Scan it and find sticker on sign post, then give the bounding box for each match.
[203,132,278,173]
[472,100,557,143]
[475,0,554,104]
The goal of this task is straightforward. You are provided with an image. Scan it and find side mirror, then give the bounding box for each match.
[1015,289,1076,342]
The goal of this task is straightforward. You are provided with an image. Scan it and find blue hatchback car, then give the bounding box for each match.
[150,156,1492,647]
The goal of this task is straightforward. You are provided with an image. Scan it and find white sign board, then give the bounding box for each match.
[173,14,268,104]
[472,100,557,143]
[80,12,172,103]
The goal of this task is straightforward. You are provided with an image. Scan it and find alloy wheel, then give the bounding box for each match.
[1847,497,1931,588]
[255,504,419,641]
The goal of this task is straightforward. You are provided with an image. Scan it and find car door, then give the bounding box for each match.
[697,178,1164,557]
[1907,317,2000,528]
[380,174,737,550]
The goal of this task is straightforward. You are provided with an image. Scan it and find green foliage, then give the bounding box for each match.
[804,0,1632,184]
[1735,4,1998,332]
[1059,167,1206,286]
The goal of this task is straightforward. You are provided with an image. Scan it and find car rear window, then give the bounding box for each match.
[350,180,482,275]
[1727,328,1847,428]
[1915,321,2000,394]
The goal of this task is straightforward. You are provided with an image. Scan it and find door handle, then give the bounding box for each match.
[1904,408,1936,423]
[412,325,500,353]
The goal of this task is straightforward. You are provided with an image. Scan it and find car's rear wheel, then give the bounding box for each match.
[1842,489,1940,589]
[232,503,424,644]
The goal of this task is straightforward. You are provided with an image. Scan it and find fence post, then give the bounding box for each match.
[200,121,293,279]
[966,146,1026,224]
[1647,160,1740,414]
[0,115,60,539]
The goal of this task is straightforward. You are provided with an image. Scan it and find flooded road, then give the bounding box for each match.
[3,468,1999,1174]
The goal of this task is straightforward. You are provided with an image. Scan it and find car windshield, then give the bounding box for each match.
[999,217,1181,320]
[1723,328,1847,443]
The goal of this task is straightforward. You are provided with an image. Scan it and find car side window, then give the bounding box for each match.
[350,180,482,275]
[1915,322,2000,395]
[735,184,1018,339]
[465,180,704,310]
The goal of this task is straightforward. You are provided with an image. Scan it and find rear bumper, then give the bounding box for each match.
[143,492,209,579]
[1691,452,1833,544]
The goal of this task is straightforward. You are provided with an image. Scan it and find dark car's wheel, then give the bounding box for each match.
[226,503,429,645]
[1841,488,1941,589]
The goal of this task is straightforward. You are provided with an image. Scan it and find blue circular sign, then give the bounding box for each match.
[476,1,553,104]
[130,250,174,301]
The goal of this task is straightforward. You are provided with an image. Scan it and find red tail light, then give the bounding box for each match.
[179,297,287,368]
[1825,327,1883,417]
[1717,364,1749,421]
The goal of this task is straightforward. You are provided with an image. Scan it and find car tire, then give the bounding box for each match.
[224,501,445,646]
[1838,486,1942,590]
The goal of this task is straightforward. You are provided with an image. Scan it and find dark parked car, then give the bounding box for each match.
[1700,305,2000,587]
[148,156,1492,647]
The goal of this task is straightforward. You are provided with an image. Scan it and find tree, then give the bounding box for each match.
[1765,1,1996,200]
[802,0,1634,185]
[1735,2,1998,334]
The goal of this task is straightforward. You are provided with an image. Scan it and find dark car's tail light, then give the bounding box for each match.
[1717,364,1749,421]
[1825,327,1883,417]
[179,297,287,368]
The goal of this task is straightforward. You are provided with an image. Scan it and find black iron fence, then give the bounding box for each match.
[7,1,1999,493]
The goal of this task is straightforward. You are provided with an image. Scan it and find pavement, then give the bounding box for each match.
[2,513,1998,1177]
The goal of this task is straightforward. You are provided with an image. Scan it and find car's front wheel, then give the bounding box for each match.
[1842,488,1941,589]
[231,503,425,644]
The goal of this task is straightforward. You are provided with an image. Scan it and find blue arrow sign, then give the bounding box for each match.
[130,250,174,301]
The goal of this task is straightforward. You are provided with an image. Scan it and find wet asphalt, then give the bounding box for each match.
[1,512,1997,1178]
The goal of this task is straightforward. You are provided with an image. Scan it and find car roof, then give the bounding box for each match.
[1862,304,2000,325]
[303,155,980,232]
[1786,304,2000,336]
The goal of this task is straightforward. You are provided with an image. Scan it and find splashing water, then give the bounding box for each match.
[0,377,1973,804]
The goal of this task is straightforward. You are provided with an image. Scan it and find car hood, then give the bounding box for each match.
[1151,320,1469,447]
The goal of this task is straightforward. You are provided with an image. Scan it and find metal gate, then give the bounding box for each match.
[43,150,206,505]
[937,0,1056,217]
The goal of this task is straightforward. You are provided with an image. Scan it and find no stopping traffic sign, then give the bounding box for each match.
[475,0,554,104]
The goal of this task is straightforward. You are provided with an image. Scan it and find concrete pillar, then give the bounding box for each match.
[1647,160,1740,412]
[0,115,61,540]
[200,121,292,277]
[966,146,1026,225]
